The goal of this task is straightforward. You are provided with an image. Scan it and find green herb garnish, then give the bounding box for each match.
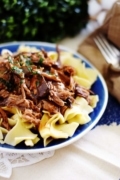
[25,59,33,66]
[11,66,23,74]
[38,57,44,66]
[8,56,13,64]
[36,80,40,87]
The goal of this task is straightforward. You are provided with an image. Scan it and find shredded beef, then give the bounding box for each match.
[0,107,10,130]
[0,48,91,129]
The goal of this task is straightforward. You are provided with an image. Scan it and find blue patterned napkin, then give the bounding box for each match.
[97,94,120,126]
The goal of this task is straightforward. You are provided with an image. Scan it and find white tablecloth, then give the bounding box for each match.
[1,30,120,180]
[1,125,120,180]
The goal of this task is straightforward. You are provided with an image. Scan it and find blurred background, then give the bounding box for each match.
[0,0,117,43]
[87,0,116,32]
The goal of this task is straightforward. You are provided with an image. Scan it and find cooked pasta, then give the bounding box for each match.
[0,44,99,147]
[39,112,79,146]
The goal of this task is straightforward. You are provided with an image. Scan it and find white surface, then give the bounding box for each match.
[58,29,90,51]
[1,124,120,180]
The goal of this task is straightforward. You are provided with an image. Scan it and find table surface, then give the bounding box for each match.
[1,30,120,180]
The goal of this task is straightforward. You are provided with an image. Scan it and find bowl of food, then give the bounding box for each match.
[0,42,108,153]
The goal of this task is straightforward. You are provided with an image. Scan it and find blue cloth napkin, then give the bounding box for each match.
[97,94,120,126]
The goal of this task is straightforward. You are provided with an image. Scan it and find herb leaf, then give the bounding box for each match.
[38,57,44,66]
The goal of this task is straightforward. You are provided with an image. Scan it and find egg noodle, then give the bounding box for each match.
[0,45,99,147]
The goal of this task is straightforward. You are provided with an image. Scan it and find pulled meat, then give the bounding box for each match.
[41,100,59,114]
[0,107,10,130]
[0,48,92,129]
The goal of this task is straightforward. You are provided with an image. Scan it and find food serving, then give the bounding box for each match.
[0,45,99,147]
